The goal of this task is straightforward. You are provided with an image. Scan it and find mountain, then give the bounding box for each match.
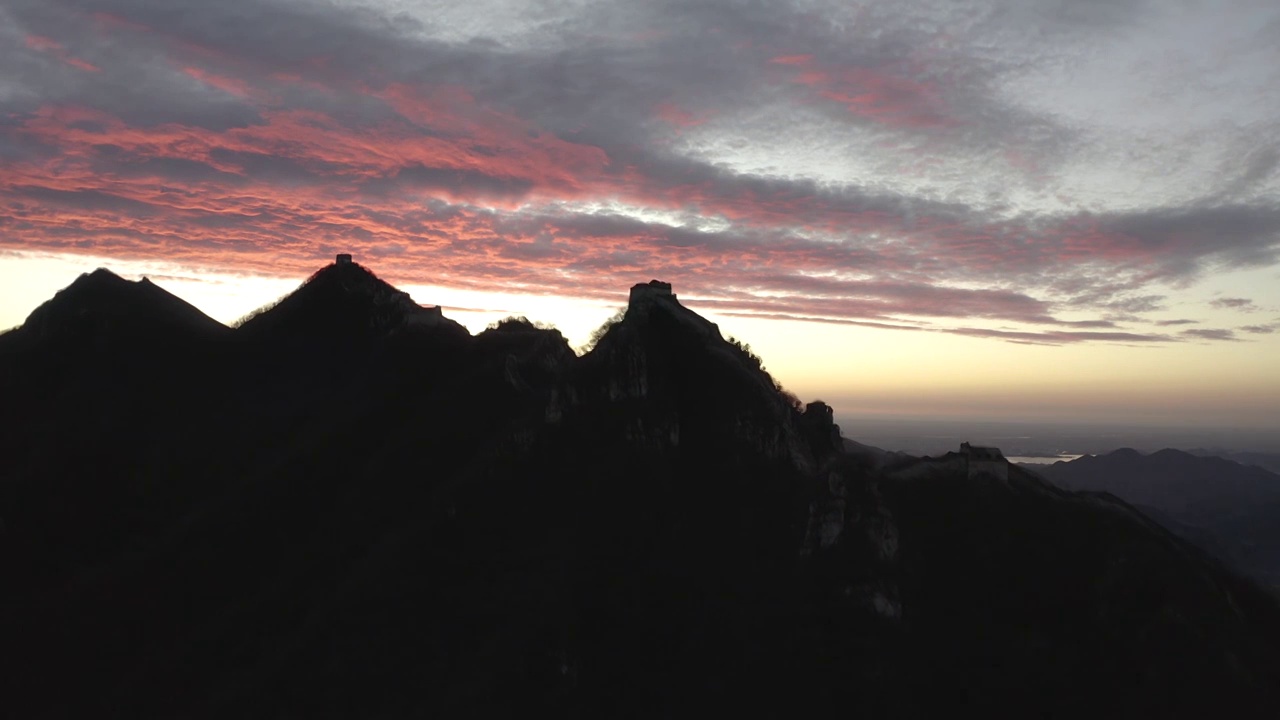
[2,262,1280,718]
[236,259,466,343]
[14,267,229,344]
[1186,448,1280,475]
[0,269,238,580]
[1033,448,1280,586]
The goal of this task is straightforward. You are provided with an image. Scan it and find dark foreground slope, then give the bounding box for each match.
[1036,449,1280,586]
[1,265,1278,719]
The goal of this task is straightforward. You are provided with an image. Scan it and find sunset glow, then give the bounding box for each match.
[2,0,1278,428]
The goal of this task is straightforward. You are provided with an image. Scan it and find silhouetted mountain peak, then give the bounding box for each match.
[600,281,751,373]
[621,279,720,339]
[628,279,678,306]
[1150,447,1197,463]
[18,268,227,343]
[61,267,142,300]
[236,256,464,341]
[579,279,815,470]
[80,266,128,285]
[296,259,411,308]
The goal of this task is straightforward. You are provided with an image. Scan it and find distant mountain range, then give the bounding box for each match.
[1031,449,1280,587]
[1185,448,1280,475]
[2,259,1280,718]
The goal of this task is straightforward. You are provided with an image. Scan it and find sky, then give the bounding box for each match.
[1,0,1278,430]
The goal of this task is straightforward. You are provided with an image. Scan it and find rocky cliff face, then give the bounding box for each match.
[1,265,1278,719]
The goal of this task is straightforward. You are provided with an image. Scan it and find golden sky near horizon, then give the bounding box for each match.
[3,250,1276,429]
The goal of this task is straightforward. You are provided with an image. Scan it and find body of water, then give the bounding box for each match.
[1008,454,1085,465]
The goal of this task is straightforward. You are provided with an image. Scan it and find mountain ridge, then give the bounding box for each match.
[1034,448,1280,587]
[234,260,467,342]
[2,260,1279,718]
[12,267,229,344]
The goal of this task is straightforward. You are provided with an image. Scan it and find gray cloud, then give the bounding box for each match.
[1182,328,1241,341]
[1,0,1278,344]
[1240,323,1279,334]
[948,327,1169,345]
[1211,297,1255,310]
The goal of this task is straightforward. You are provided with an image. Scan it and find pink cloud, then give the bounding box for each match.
[25,35,64,52]
[655,102,708,128]
[24,34,101,73]
[182,67,257,99]
[771,55,955,128]
[0,59,1264,344]
[92,12,152,34]
[0,0,1269,352]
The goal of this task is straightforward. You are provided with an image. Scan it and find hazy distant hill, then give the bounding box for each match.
[1185,448,1280,475]
[1034,449,1280,586]
[2,262,1279,718]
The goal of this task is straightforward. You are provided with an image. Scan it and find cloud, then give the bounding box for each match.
[0,0,1278,344]
[1210,297,1255,310]
[948,327,1170,345]
[1240,323,1279,334]
[1182,328,1241,342]
[769,54,956,128]
[23,33,100,73]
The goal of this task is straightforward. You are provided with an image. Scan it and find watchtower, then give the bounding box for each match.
[629,280,676,304]
[960,442,1008,482]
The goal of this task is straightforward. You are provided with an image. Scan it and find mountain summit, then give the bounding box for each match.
[16,268,227,344]
[2,260,1279,718]
[236,255,462,341]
